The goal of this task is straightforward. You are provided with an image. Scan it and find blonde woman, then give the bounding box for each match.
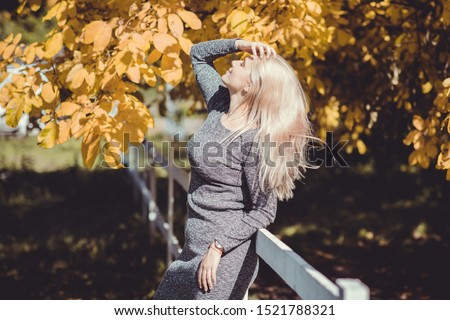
[153,38,319,300]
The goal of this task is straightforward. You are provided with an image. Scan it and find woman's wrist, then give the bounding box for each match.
[210,245,223,255]
[209,241,224,255]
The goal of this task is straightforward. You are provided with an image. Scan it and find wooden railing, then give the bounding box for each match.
[124,138,370,300]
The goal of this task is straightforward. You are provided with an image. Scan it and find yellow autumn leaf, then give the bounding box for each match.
[40,115,52,123]
[408,149,419,166]
[56,101,80,117]
[178,36,193,55]
[315,79,325,95]
[403,130,421,146]
[2,44,17,60]
[66,63,83,83]
[177,9,202,30]
[22,94,33,113]
[168,13,184,38]
[57,119,72,144]
[146,49,162,64]
[23,44,36,64]
[72,68,89,89]
[82,127,102,169]
[115,50,133,77]
[42,1,61,21]
[422,81,432,94]
[365,10,376,20]
[306,1,322,16]
[153,33,179,55]
[443,77,450,88]
[37,121,59,149]
[160,54,183,86]
[126,65,141,83]
[356,139,367,154]
[424,141,438,158]
[63,26,76,50]
[413,135,425,150]
[85,71,95,87]
[16,0,27,14]
[41,82,57,103]
[129,33,149,53]
[442,115,450,134]
[93,24,112,52]
[12,33,22,45]
[35,44,45,59]
[44,32,63,59]
[229,10,248,36]
[3,33,13,44]
[82,21,106,44]
[5,97,24,127]
[437,151,450,168]
[142,66,157,87]
[71,111,89,139]
[29,0,42,12]
[0,41,5,55]
[100,69,119,91]
[412,115,425,131]
[158,16,168,34]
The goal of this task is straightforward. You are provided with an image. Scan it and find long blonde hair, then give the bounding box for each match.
[219,54,323,201]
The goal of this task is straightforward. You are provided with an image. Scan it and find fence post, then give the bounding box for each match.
[148,143,157,245]
[129,146,139,203]
[336,278,370,300]
[141,138,148,224]
[167,136,174,266]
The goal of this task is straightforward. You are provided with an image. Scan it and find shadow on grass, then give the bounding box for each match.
[0,167,167,299]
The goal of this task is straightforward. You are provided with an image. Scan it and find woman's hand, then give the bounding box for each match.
[198,245,222,292]
[235,39,277,59]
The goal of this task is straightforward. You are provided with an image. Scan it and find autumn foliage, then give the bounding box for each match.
[0,0,449,179]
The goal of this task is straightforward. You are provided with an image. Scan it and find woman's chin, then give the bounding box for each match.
[221,75,229,87]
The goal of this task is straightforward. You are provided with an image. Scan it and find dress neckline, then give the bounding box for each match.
[218,112,236,132]
[217,111,258,133]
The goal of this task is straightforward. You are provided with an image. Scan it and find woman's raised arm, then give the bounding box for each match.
[190,38,242,113]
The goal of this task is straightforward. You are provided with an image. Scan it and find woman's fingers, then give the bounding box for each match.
[255,42,276,59]
[197,252,219,291]
[251,43,257,57]
[206,268,213,290]
[240,40,277,58]
[202,266,208,291]
[212,266,217,285]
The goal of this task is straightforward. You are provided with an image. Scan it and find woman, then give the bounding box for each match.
[153,38,319,300]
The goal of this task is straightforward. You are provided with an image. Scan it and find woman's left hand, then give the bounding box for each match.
[198,246,222,292]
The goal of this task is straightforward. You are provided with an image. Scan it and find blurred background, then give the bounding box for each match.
[1,0,449,299]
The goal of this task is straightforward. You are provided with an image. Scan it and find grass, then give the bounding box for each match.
[0,135,83,172]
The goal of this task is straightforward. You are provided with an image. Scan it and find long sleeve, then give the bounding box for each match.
[190,37,242,113]
[214,138,278,254]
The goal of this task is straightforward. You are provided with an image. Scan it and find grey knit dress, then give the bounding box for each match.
[152,38,278,300]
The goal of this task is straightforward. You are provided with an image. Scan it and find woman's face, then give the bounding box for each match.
[221,56,258,94]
